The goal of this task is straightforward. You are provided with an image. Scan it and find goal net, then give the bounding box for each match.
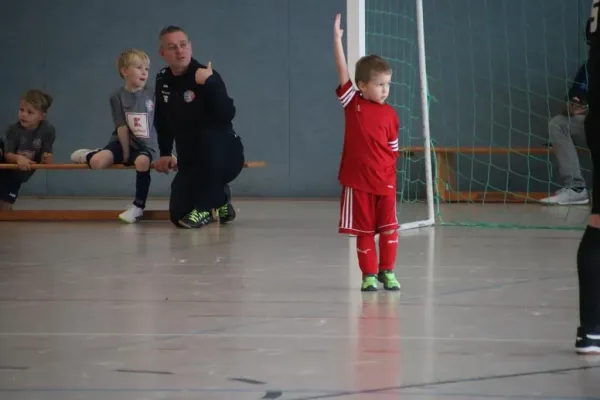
[352,0,592,230]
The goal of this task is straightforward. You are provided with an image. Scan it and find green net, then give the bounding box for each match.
[365,0,592,230]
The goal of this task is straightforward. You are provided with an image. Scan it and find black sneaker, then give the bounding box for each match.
[218,203,236,224]
[178,209,212,229]
[575,327,600,354]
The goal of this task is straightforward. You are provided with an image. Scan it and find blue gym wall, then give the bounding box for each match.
[0,0,594,199]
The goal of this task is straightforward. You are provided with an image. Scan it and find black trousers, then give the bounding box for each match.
[169,134,245,225]
[585,113,600,214]
[0,139,25,204]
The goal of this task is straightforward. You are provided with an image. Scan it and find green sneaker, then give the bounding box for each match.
[361,275,378,292]
[378,270,400,291]
[178,209,212,229]
[218,203,236,224]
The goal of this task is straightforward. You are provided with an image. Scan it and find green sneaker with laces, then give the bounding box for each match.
[361,274,378,292]
[218,203,236,224]
[178,209,212,229]
[378,270,400,291]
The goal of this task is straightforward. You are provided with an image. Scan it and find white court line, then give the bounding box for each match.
[0,332,571,343]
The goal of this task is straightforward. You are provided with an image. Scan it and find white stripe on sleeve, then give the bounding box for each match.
[338,86,357,108]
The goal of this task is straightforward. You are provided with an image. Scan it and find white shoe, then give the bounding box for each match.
[118,205,144,223]
[70,148,99,164]
[539,188,589,205]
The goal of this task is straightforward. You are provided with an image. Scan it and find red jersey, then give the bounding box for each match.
[335,80,400,195]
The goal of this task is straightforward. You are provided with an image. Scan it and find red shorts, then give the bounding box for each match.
[338,186,398,236]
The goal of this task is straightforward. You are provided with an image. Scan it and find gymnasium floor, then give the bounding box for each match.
[1,199,599,400]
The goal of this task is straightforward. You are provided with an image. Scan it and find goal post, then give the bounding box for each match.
[351,0,591,230]
[345,0,436,231]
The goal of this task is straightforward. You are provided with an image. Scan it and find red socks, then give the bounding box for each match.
[356,235,378,275]
[356,232,399,275]
[378,231,398,271]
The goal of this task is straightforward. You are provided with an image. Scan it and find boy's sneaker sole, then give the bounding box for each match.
[575,327,600,354]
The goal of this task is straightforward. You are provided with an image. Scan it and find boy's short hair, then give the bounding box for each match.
[117,49,150,79]
[22,90,53,113]
[355,54,392,85]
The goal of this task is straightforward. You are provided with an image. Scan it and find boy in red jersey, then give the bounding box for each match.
[333,13,400,292]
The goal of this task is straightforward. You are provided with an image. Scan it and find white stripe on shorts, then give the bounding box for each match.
[341,187,353,230]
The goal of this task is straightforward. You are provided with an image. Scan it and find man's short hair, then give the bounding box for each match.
[159,25,186,40]
[355,54,392,85]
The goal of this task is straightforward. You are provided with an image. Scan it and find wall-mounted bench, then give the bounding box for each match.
[399,146,589,203]
[0,161,266,221]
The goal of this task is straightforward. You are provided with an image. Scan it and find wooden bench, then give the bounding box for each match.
[0,161,266,221]
[399,146,589,203]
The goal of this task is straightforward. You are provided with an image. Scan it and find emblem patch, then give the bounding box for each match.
[183,90,195,103]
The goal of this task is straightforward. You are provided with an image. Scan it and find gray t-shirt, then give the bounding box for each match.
[3,120,56,182]
[109,86,156,151]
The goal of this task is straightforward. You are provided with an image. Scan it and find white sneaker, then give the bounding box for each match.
[70,148,99,164]
[118,205,144,223]
[539,188,589,205]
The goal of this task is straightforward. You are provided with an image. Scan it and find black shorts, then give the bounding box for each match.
[585,114,600,214]
[100,141,153,165]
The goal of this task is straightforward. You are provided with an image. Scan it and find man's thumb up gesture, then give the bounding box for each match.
[195,61,214,85]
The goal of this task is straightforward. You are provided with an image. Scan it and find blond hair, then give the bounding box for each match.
[22,89,53,113]
[355,54,392,85]
[116,49,150,78]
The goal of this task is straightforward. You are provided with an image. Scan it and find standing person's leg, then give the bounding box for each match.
[339,186,379,291]
[575,113,600,354]
[376,193,400,291]
[541,114,589,205]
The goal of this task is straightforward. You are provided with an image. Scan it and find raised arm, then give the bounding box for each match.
[334,13,350,86]
[195,63,236,123]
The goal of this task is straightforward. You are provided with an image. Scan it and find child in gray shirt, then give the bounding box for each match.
[0,89,55,210]
[70,49,156,223]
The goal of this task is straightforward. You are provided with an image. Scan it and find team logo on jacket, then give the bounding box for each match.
[146,99,154,111]
[183,90,195,103]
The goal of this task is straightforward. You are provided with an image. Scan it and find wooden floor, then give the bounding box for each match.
[0,199,597,399]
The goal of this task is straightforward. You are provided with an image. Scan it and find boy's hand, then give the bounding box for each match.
[195,62,214,85]
[334,13,344,40]
[16,155,35,171]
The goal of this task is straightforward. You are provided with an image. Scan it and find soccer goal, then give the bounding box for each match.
[346,0,435,231]
[346,0,591,230]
